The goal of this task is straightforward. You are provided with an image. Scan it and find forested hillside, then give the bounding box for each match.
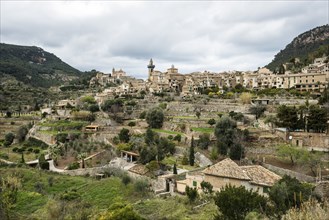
[267,25,329,71]
[0,43,81,88]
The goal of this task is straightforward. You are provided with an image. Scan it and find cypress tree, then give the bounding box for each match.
[173,163,177,174]
[189,137,195,166]
[21,153,25,163]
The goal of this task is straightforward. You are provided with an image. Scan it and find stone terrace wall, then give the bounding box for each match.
[166,100,250,117]
[290,132,329,150]
[263,163,315,183]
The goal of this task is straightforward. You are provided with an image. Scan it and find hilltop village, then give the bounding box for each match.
[1,54,329,219]
[92,56,329,100]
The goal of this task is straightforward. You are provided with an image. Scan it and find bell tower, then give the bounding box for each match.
[147,58,155,81]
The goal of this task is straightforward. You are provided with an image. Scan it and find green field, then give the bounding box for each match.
[152,129,184,136]
[191,127,214,133]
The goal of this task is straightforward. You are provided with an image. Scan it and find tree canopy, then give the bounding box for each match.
[146,107,164,128]
[214,116,246,160]
[214,184,269,220]
[269,175,313,215]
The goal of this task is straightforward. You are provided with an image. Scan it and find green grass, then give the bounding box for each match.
[134,197,218,220]
[80,177,136,209]
[191,127,214,133]
[39,130,82,135]
[0,167,142,218]
[39,120,88,130]
[152,129,184,136]
[0,147,39,162]
[162,156,177,165]
[1,167,217,219]
[162,156,197,171]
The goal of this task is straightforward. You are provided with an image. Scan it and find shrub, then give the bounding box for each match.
[60,190,81,201]
[121,174,131,185]
[181,154,189,165]
[56,133,68,144]
[27,137,48,149]
[17,148,25,153]
[118,128,130,143]
[240,92,252,104]
[134,179,149,195]
[39,161,49,170]
[0,152,9,160]
[185,186,198,203]
[173,134,181,142]
[67,162,79,170]
[16,125,29,143]
[128,121,136,127]
[33,148,40,154]
[4,132,15,147]
[48,177,54,187]
[39,154,49,170]
[207,118,216,126]
[113,136,120,145]
[34,182,44,194]
[139,111,147,119]
[210,148,218,160]
[201,181,213,194]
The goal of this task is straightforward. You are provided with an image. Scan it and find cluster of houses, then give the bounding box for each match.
[91,56,329,100]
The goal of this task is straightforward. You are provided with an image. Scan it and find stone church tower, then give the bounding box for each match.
[147,58,155,81]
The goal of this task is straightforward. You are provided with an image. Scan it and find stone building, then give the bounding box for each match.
[176,158,281,196]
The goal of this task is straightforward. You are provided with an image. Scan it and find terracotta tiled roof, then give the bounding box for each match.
[128,164,149,175]
[202,158,250,180]
[241,165,281,187]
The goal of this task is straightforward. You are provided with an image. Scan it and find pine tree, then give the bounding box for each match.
[189,137,195,166]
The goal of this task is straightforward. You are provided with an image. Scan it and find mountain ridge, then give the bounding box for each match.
[266,24,329,71]
[0,43,82,88]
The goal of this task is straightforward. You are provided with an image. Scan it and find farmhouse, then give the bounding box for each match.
[177,158,281,196]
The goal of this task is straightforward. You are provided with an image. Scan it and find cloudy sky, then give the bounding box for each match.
[1,1,328,78]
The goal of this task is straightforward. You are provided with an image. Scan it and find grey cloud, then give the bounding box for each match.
[1,1,328,79]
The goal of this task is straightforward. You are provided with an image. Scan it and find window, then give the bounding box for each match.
[263,187,270,193]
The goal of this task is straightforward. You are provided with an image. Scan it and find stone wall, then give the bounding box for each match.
[290,132,329,151]
[262,163,315,183]
[274,129,329,151]
[27,125,55,145]
[166,100,250,118]
[314,181,329,200]
[64,166,104,176]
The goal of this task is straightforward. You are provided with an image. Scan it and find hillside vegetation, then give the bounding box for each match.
[0,167,217,219]
[267,24,329,71]
[0,43,81,88]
